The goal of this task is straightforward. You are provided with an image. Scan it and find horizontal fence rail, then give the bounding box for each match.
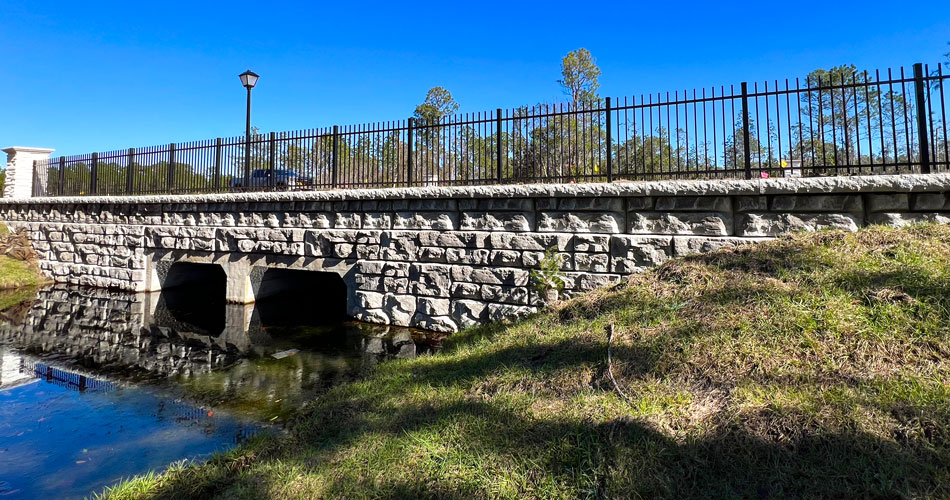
[32,62,950,197]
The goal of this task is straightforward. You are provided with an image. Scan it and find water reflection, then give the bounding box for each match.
[0,284,440,420]
[0,345,257,500]
[0,284,441,499]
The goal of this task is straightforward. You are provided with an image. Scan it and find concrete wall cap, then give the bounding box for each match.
[2,146,56,154]
[2,173,949,205]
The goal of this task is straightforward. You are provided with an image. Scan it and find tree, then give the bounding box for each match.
[413,87,459,125]
[558,48,601,105]
[412,87,459,184]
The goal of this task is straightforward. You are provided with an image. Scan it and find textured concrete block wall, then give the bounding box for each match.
[1,174,948,333]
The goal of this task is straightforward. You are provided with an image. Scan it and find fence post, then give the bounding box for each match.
[31,160,37,197]
[332,125,340,188]
[213,138,223,192]
[913,63,931,174]
[407,118,414,187]
[90,152,98,195]
[605,97,613,182]
[269,131,277,189]
[741,82,752,180]
[126,148,135,194]
[167,143,176,192]
[58,157,65,196]
[496,109,503,183]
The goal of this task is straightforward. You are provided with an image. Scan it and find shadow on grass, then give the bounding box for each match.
[127,228,950,499]
[136,319,949,499]
[147,390,949,499]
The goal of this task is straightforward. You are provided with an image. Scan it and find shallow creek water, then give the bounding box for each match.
[0,284,441,499]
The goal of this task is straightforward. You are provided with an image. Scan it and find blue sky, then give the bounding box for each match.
[2,0,948,156]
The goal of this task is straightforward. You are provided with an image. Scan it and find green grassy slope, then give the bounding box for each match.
[103,225,950,499]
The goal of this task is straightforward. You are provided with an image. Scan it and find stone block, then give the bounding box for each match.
[459,198,534,211]
[418,246,448,263]
[610,235,673,273]
[574,252,610,272]
[385,294,417,326]
[737,213,860,237]
[418,231,490,249]
[557,197,624,212]
[451,266,529,286]
[573,234,609,252]
[362,213,392,229]
[867,212,950,227]
[383,277,410,294]
[355,291,385,310]
[489,232,572,251]
[393,199,458,211]
[418,297,451,316]
[770,194,863,213]
[450,282,480,299]
[538,212,622,233]
[624,196,655,210]
[655,196,731,212]
[445,248,491,265]
[672,236,766,257]
[912,193,950,211]
[486,303,536,322]
[411,314,458,333]
[489,250,522,266]
[393,212,457,230]
[480,285,529,305]
[460,212,534,232]
[356,244,381,259]
[352,308,389,325]
[334,212,362,229]
[866,194,909,213]
[383,262,411,277]
[628,212,731,236]
[573,273,622,292]
[409,264,452,297]
[453,299,488,328]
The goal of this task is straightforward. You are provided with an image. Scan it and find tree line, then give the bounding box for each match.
[34,46,950,195]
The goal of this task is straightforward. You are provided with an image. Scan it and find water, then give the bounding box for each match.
[0,284,440,499]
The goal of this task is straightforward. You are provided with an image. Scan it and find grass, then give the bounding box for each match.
[98,224,950,499]
[0,225,47,290]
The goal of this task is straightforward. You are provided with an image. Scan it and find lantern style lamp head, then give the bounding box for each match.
[239,70,259,89]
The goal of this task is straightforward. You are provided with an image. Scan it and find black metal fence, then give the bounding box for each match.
[31,62,950,197]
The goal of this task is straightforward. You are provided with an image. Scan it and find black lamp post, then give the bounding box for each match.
[239,70,259,189]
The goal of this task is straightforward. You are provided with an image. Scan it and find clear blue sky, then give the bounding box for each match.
[2,0,948,156]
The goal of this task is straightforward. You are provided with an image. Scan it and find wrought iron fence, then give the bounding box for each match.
[31,62,950,197]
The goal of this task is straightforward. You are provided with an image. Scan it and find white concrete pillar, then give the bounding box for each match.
[2,146,55,198]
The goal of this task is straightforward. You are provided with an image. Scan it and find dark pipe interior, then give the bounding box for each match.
[255,268,348,326]
[159,262,227,334]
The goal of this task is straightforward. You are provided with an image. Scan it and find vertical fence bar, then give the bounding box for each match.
[167,143,176,191]
[741,82,752,179]
[605,97,613,182]
[496,109,503,182]
[58,157,65,196]
[31,160,37,197]
[90,152,99,194]
[913,63,931,173]
[407,118,414,187]
[268,131,277,189]
[213,138,223,192]
[126,148,135,194]
[331,125,340,188]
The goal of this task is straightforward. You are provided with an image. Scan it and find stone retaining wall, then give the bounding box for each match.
[1,174,949,333]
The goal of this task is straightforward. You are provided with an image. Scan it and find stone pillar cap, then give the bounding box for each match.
[2,146,55,154]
